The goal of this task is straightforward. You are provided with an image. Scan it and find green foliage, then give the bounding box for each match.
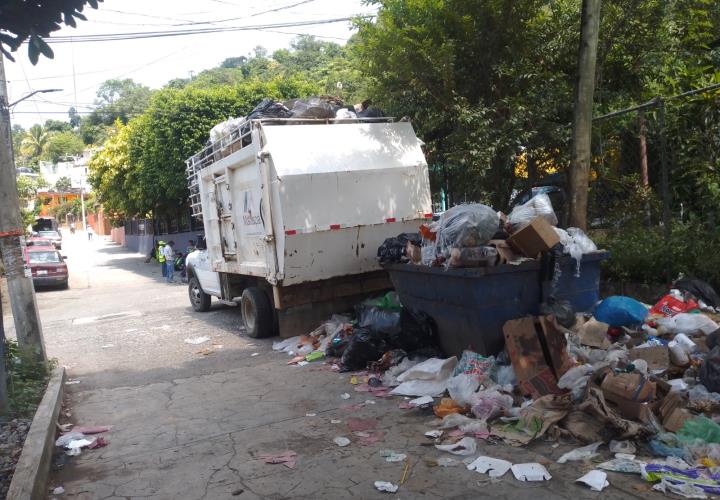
[597,221,720,289]
[20,124,49,159]
[4,340,53,417]
[119,78,320,216]
[16,175,47,202]
[42,130,84,162]
[43,119,71,133]
[0,0,102,63]
[54,176,72,192]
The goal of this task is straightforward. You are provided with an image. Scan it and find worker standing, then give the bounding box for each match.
[157,240,167,277]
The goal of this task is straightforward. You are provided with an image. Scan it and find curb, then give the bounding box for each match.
[7,366,65,500]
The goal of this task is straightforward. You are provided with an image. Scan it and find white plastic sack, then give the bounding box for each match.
[335,108,357,119]
[209,117,246,144]
[656,313,719,335]
[438,413,488,433]
[557,364,594,402]
[396,357,458,382]
[509,193,558,229]
[390,380,448,397]
[447,374,480,406]
[435,437,477,456]
[557,442,602,463]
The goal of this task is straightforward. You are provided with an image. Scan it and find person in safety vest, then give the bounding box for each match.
[157,240,167,277]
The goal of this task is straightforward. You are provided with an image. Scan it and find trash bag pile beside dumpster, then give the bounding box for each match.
[275,277,720,495]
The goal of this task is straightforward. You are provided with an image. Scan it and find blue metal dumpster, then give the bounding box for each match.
[384,251,608,357]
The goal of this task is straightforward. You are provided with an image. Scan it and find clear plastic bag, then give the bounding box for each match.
[447,246,498,268]
[447,374,480,406]
[508,193,558,229]
[470,390,514,421]
[557,364,594,401]
[436,204,499,256]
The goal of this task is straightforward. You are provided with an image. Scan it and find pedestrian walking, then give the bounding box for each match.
[162,240,176,283]
[86,224,94,241]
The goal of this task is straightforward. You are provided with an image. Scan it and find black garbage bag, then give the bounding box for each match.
[247,98,292,120]
[387,308,438,352]
[357,306,401,334]
[377,233,422,264]
[340,327,388,372]
[326,328,353,358]
[700,345,720,393]
[675,278,720,308]
[540,298,576,329]
[287,97,339,119]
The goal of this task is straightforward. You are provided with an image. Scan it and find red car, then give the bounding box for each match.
[25,246,68,289]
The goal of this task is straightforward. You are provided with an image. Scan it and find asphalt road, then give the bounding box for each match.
[8,233,658,499]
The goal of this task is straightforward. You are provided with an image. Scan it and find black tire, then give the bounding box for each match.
[188,276,211,312]
[241,287,274,338]
[61,280,69,290]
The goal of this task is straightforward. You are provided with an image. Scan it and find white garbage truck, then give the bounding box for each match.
[185,117,432,338]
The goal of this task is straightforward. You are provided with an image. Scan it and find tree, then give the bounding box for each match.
[68,107,81,128]
[90,77,321,217]
[20,125,49,160]
[83,78,153,129]
[11,124,24,158]
[0,0,102,63]
[42,131,84,162]
[54,176,72,192]
[44,119,71,133]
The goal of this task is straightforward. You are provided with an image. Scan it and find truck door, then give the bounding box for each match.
[213,176,237,258]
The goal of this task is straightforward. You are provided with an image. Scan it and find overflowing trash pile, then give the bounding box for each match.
[207,96,385,151]
[272,192,720,497]
[378,193,597,271]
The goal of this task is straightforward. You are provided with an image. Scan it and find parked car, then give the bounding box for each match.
[26,237,54,247]
[35,230,62,249]
[25,246,68,289]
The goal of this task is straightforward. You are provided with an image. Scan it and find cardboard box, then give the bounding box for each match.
[601,372,656,403]
[507,217,560,258]
[629,346,670,372]
[503,316,570,399]
[657,391,692,432]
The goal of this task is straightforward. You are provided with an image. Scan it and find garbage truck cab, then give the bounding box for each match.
[185,117,432,338]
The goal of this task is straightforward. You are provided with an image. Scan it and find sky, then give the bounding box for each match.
[5,0,376,128]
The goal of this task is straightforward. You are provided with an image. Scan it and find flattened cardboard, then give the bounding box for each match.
[629,346,670,372]
[507,217,560,258]
[503,316,565,399]
[577,318,611,349]
[538,316,574,379]
[657,392,692,432]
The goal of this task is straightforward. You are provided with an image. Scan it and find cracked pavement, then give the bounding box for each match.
[20,234,662,499]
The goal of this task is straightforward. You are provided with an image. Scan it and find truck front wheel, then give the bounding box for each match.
[189,276,212,312]
[241,287,274,338]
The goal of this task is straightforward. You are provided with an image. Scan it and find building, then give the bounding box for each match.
[38,149,94,192]
[36,189,81,217]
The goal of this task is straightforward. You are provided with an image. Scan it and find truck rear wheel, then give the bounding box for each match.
[241,287,274,338]
[189,277,212,312]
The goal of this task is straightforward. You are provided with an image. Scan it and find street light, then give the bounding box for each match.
[8,88,62,108]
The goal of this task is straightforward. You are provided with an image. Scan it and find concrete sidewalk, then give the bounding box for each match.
[33,236,650,499]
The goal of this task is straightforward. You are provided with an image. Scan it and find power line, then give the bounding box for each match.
[43,17,361,44]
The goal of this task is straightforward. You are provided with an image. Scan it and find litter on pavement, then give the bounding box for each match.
[184,336,210,345]
[576,470,610,491]
[258,450,297,469]
[374,481,399,493]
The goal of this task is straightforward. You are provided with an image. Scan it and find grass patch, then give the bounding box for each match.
[5,340,55,418]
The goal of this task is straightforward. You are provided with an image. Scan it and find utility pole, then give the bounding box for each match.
[0,53,47,362]
[568,0,602,230]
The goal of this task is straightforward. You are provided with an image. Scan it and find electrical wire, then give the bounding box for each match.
[43,17,362,43]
